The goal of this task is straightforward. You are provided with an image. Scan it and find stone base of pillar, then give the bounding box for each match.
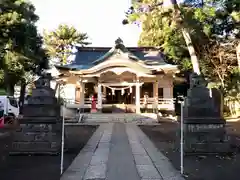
[135,107,141,114]
[177,121,231,155]
[0,130,14,168]
[11,123,62,154]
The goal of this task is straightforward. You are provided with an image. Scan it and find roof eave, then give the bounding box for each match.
[54,65,75,70]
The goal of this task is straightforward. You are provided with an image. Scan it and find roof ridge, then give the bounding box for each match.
[91,38,142,65]
[91,46,116,65]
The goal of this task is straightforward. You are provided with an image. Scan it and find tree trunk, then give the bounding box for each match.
[237,42,240,69]
[54,82,59,94]
[3,70,15,96]
[5,84,15,96]
[19,81,26,114]
[182,28,201,74]
[167,0,201,75]
[26,82,34,96]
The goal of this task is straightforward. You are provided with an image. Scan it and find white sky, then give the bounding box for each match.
[30,0,142,47]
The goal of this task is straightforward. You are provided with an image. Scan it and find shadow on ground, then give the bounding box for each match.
[140,121,240,180]
[0,125,97,180]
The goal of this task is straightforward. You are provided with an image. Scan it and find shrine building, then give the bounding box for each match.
[54,38,179,114]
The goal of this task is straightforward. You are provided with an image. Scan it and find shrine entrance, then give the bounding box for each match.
[105,86,135,104]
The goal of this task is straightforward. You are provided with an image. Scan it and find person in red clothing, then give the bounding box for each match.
[0,115,18,129]
[0,116,4,128]
[91,95,97,113]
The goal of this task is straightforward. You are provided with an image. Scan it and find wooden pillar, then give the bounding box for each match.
[75,82,85,105]
[97,83,102,111]
[163,87,173,99]
[103,86,107,95]
[75,87,81,104]
[80,82,85,106]
[153,81,159,98]
[163,78,173,99]
[135,79,141,114]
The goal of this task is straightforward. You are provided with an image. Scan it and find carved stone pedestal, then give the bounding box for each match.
[0,130,13,168]
[11,123,61,154]
[181,73,231,155]
[11,74,62,154]
[183,120,229,154]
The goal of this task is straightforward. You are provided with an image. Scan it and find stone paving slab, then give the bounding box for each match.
[129,124,185,180]
[106,123,140,180]
[90,154,108,165]
[126,125,163,180]
[84,164,107,180]
[60,124,113,180]
[136,165,162,179]
[84,124,113,180]
[134,155,152,165]
[141,179,162,180]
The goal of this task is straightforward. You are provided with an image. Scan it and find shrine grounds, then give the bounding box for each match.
[0,125,97,180]
[140,120,240,180]
[1,121,240,180]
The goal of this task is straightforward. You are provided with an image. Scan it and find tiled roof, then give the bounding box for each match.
[73,47,160,64]
[55,38,168,70]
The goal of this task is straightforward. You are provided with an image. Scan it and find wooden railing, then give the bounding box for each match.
[140,98,175,105]
[64,97,175,105]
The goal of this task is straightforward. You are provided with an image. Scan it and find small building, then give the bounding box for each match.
[55,38,179,114]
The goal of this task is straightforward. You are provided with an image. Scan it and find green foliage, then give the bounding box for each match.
[0,70,3,84]
[43,24,90,65]
[0,0,48,95]
[231,11,240,22]
[0,89,6,95]
[125,0,240,102]
[201,40,239,95]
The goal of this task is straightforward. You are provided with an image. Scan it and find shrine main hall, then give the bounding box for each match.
[55,38,179,114]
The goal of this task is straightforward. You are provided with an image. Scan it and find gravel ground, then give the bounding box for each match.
[140,121,240,180]
[0,125,97,180]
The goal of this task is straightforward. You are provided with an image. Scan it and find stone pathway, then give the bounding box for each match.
[61,123,185,180]
[106,123,139,180]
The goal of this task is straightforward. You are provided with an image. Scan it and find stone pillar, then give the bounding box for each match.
[80,82,85,106]
[135,80,141,114]
[97,83,102,111]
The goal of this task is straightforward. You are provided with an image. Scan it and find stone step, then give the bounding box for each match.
[82,113,158,122]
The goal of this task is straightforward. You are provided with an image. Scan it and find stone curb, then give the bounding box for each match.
[132,124,186,180]
[60,124,107,180]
